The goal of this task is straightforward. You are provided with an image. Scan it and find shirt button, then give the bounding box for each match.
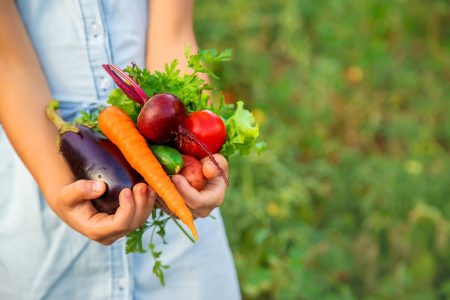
[118,277,129,290]
[100,77,112,91]
[90,22,103,37]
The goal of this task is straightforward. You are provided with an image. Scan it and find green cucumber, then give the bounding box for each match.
[149,144,184,175]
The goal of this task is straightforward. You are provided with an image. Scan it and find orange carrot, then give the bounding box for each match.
[98,106,198,240]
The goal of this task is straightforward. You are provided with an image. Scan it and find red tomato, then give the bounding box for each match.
[177,110,226,159]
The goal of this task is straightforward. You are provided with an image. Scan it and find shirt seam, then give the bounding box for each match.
[98,0,114,65]
[77,0,101,101]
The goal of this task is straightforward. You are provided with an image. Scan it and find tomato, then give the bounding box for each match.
[177,110,226,159]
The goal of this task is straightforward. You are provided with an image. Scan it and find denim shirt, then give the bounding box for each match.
[0,1,240,299]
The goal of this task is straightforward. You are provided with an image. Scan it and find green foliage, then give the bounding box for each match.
[107,88,141,122]
[125,209,171,286]
[75,108,101,132]
[108,52,262,158]
[111,49,231,114]
[123,60,207,113]
[187,48,233,79]
[195,0,450,299]
[220,101,262,158]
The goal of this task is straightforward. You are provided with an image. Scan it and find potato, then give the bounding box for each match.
[180,155,207,190]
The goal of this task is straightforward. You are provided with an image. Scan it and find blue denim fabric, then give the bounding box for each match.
[0,1,240,299]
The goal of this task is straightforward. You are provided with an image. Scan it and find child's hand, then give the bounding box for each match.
[54,181,155,245]
[171,154,228,218]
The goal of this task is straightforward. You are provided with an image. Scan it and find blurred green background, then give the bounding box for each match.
[194,0,450,299]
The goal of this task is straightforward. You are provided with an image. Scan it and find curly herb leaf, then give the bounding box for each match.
[75,108,101,132]
[125,209,175,286]
[125,223,149,254]
[186,48,233,79]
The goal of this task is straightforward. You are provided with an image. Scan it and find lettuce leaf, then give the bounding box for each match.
[220,101,263,158]
[107,88,141,122]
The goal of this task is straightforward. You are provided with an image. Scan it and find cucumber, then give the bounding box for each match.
[149,144,184,175]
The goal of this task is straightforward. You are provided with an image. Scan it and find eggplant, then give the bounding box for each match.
[47,101,141,214]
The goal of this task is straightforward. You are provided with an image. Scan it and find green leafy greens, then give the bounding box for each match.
[107,48,262,158]
[75,109,101,132]
[220,101,262,158]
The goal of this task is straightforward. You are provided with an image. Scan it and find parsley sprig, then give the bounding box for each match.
[125,208,172,286]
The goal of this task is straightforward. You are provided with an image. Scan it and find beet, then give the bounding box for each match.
[137,93,187,143]
[47,102,141,214]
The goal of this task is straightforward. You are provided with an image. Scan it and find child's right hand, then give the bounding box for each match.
[53,180,155,245]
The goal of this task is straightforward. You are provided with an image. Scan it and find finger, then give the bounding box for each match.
[193,208,213,218]
[171,175,204,210]
[111,188,136,233]
[129,183,147,229]
[59,180,106,207]
[201,173,228,195]
[172,174,223,217]
[155,196,173,216]
[130,184,155,229]
[81,214,113,242]
[145,188,157,219]
[201,154,228,180]
[194,171,228,209]
[198,182,226,208]
[199,157,229,201]
[71,187,139,243]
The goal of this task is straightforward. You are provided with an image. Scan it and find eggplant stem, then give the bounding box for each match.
[46,100,66,130]
[46,100,80,149]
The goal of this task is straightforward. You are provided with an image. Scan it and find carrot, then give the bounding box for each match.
[98,106,198,240]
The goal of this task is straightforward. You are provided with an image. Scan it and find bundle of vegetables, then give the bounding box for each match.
[49,49,264,285]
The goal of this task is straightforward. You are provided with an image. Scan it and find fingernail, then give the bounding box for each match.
[93,181,103,193]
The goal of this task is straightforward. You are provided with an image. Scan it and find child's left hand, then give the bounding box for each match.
[171,154,228,218]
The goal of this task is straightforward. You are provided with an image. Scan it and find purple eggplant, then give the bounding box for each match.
[47,101,141,214]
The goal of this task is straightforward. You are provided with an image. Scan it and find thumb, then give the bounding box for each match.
[171,174,201,202]
[59,180,106,207]
[201,154,228,180]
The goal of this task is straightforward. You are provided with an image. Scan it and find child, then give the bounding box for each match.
[0,1,240,299]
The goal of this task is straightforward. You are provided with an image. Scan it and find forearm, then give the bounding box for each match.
[146,0,198,73]
[0,1,73,208]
